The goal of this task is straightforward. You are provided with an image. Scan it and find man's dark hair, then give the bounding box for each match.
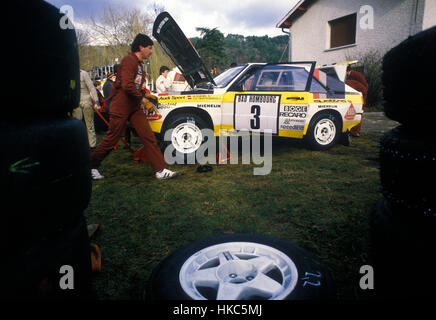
[131,33,153,52]
[113,63,120,75]
[160,65,170,74]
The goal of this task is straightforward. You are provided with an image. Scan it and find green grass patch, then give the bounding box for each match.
[85,133,382,300]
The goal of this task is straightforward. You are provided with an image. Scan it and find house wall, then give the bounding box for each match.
[423,0,436,30]
[289,0,433,65]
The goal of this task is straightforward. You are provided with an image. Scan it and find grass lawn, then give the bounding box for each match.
[84,132,382,300]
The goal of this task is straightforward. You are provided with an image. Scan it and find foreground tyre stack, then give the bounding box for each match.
[1,1,92,299]
[372,26,436,299]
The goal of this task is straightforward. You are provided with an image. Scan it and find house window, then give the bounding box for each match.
[328,13,357,49]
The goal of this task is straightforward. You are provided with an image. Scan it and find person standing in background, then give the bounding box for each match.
[156,65,172,93]
[345,65,368,137]
[73,69,100,149]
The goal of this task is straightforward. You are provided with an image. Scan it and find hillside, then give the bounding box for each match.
[191,34,289,70]
[81,33,289,81]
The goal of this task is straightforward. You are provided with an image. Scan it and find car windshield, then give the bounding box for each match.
[212,65,245,88]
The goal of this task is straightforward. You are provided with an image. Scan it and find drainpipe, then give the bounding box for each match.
[281,28,291,62]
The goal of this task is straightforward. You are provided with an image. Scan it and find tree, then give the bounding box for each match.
[87,4,152,60]
[75,3,174,82]
[195,27,226,70]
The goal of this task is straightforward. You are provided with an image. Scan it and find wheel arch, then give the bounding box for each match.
[305,109,343,136]
[161,107,214,136]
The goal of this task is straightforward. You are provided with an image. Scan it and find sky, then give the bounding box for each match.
[46,0,299,38]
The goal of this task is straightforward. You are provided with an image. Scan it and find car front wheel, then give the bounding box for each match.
[161,113,212,162]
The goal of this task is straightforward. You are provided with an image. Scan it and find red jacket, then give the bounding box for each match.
[346,70,368,108]
[109,52,146,116]
[347,70,368,90]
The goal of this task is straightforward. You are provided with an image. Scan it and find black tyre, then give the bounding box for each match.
[161,113,213,163]
[2,215,92,299]
[379,126,436,216]
[5,1,80,118]
[305,112,341,151]
[1,117,92,254]
[382,26,436,129]
[341,131,352,146]
[371,198,435,298]
[146,234,335,300]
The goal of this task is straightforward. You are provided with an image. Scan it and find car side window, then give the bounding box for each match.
[231,66,262,91]
[232,64,314,92]
[310,78,328,93]
[252,66,311,91]
[257,72,280,89]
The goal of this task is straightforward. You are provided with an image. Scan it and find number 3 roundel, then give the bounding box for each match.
[234,94,280,133]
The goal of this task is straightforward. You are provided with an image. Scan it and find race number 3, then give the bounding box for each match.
[235,94,280,133]
[251,105,261,129]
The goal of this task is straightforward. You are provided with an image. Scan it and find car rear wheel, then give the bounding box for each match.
[305,113,340,150]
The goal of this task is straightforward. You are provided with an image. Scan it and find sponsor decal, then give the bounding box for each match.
[197,104,220,108]
[283,105,307,112]
[318,104,338,108]
[282,118,305,125]
[158,94,222,103]
[280,105,307,118]
[344,102,356,120]
[236,95,278,103]
[280,124,305,131]
[234,94,280,133]
[280,118,306,131]
[314,99,345,103]
[280,112,306,118]
[157,103,177,109]
[145,111,163,121]
[156,17,169,34]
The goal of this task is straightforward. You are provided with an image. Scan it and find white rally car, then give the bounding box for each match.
[149,12,363,156]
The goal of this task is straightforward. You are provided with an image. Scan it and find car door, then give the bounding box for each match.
[231,63,314,136]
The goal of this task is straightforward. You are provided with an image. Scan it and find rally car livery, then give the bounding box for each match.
[149,12,363,155]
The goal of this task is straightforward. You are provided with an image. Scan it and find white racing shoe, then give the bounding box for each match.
[155,168,178,180]
[91,168,104,180]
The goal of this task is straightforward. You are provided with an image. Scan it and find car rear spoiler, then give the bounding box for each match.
[317,60,358,82]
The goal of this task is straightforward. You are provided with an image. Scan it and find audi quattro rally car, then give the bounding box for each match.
[149,12,363,156]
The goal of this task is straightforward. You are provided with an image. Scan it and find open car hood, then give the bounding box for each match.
[152,12,215,88]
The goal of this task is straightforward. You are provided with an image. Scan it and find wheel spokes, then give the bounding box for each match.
[188,267,220,287]
[216,282,245,300]
[244,273,283,298]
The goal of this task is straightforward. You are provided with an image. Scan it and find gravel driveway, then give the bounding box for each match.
[361,112,399,134]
